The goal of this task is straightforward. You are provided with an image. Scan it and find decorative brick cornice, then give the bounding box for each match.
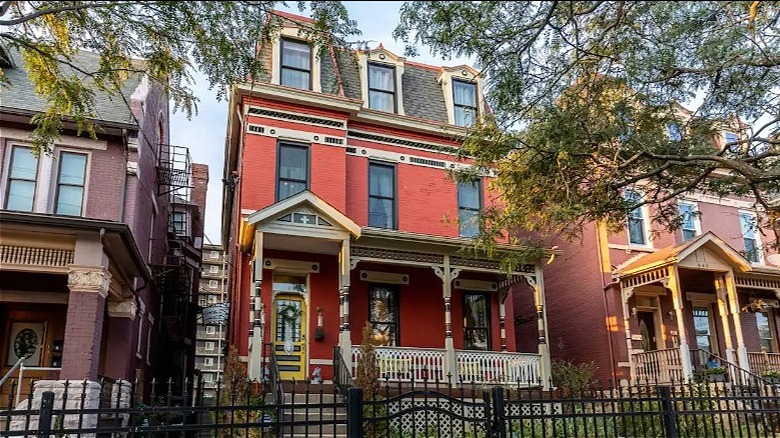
[107,297,137,319]
[68,265,111,297]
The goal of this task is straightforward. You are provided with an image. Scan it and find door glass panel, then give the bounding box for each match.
[637,311,657,351]
[693,307,713,352]
[275,299,302,342]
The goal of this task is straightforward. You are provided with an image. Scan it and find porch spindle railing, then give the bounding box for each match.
[747,351,780,376]
[455,350,541,385]
[633,348,684,383]
[351,346,445,382]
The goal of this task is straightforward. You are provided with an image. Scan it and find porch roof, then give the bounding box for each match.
[615,232,752,278]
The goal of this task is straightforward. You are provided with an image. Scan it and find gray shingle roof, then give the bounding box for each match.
[1,48,142,126]
[401,64,448,123]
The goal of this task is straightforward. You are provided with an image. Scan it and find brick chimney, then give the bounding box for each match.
[191,163,209,221]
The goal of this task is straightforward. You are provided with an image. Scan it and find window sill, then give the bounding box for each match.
[607,243,655,253]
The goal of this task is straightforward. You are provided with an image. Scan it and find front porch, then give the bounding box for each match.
[616,233,780,384]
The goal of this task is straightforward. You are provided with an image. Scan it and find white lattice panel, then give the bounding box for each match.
[381,397,487,437]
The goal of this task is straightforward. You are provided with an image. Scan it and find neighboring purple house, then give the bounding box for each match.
[0,48,207,410]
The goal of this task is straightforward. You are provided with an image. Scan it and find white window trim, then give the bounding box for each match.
[209,265,219,274]
[205,341,215,351]
[438,66,485,127]
[358,48,405,115]
[738,210,764,265]
[51,147,92,216]
[209,280,219,289]
[204,357,214,367]
[210,250,220,260]
[270,27,321,92]
[678,200,702,240]
[206,325,216,335]
[624,189,653,249]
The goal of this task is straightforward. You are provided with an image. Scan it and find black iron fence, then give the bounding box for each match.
[1,376,779,437]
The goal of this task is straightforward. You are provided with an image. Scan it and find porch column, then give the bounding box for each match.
[532,266,552,389]
[621,287,637,382]
[248,231,263,380]
[338,238,352,369]
[725,271,750,372]
[665,266,693,380]
[62,265,110,380]
[437,256,458,383]
[714,274,737,367]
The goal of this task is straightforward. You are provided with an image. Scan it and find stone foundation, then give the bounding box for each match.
[9,380,101,438]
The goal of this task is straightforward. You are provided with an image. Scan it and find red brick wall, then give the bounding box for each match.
[60,291,106,380]
[84,141,126,221]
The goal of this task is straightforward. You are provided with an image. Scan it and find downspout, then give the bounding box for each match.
[596,223,619,384]
[120,129,129,222]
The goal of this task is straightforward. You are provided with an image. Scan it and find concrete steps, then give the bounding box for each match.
[280,392,347,437]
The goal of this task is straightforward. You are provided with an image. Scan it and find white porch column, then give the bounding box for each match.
[666,266,693,380]
[621,287,637,382]
[338,238,352,369]
[532,266,552,389]
[248,231,264,380]
[715,274,737,367]
[435,256,457,383]
[725,271,750,372]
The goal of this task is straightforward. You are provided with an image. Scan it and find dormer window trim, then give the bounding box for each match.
[358,48,405,116]
[270,27,321,93]
[439,67,485,127]
[367,62,397,113]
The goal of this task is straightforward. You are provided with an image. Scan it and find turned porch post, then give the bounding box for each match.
[715,273,737,368]
[338,238,352,369]
[665,266,693,380]
[436,255,458,383]
[532,266,552,389]
[724,271,750,372]
[248,231,264,380]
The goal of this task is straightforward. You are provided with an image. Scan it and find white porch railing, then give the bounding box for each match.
[633,348,684,384]
[748,352,780,376]
[456,350,541,385]
[351,346,445,382]
[350,346,542,385]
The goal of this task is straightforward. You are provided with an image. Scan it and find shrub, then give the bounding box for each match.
[551,360,598,397]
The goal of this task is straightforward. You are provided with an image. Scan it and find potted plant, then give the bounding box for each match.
[761,370,780,384]
[705,367,727,383]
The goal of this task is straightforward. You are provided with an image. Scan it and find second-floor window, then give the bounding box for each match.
[172,211,186,235]
[453,80,478,127]
[54,152,87,216]
[625,189,647,246]
[458,180,481,238]
[368,162,395,229]
[739,211,762,263]
[368,63,396,113]
[277,143,308,201]
[5,145,38,211]
[678,201,700,241]
[280,38,311,90]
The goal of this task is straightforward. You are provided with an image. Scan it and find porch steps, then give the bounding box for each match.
[282,392,347,437]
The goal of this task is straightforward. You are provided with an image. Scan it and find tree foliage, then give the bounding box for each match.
[396,1,780,246]
[0,1,358,153]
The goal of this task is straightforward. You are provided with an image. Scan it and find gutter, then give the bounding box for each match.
[0,107,139,130]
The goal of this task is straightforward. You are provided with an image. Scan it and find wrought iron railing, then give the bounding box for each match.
[333,346,353,395]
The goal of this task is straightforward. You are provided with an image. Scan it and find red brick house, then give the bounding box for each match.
[0,48,207,410]
[545,124,780,384]
[222,12,554,386]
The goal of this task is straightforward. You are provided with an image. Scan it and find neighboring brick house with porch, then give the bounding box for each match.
[0,48,207,410]
[222,11,555,387]
[544,127,780,384]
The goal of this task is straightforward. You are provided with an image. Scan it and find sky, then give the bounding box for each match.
[169,1,472,246]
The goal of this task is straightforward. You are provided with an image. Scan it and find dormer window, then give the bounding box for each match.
[453,80,478,127]
[368,63,396,113]
[280,38,311,90]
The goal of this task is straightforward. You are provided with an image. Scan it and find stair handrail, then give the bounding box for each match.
[332,346,354,395]
[268,344,285,405]
[695,349,770,388]
[0,357,24,387]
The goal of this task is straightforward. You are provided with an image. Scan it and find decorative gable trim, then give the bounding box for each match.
[246,190,360,237]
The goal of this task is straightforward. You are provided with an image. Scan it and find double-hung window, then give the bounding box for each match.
[55,152,87,216]
[678,201,700,241]
[280,38,311,90]
[458,180,481,238]
[463,292,491,350]
[368,285,399,346]
[5,146,39,211]
[756,311,776,353]
[625,189,647,246]
[172,211,186,235]
[277,143,308,201]
[205,325,216,335]
[368,162,395,229]
[205,341,215,351]
[453,80,478,127]
[739,211,762,263]
[368,63,396,113]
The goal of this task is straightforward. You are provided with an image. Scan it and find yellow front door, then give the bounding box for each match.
[272,294,307,380]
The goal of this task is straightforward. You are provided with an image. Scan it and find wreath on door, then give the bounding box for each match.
[278,303,302,327]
